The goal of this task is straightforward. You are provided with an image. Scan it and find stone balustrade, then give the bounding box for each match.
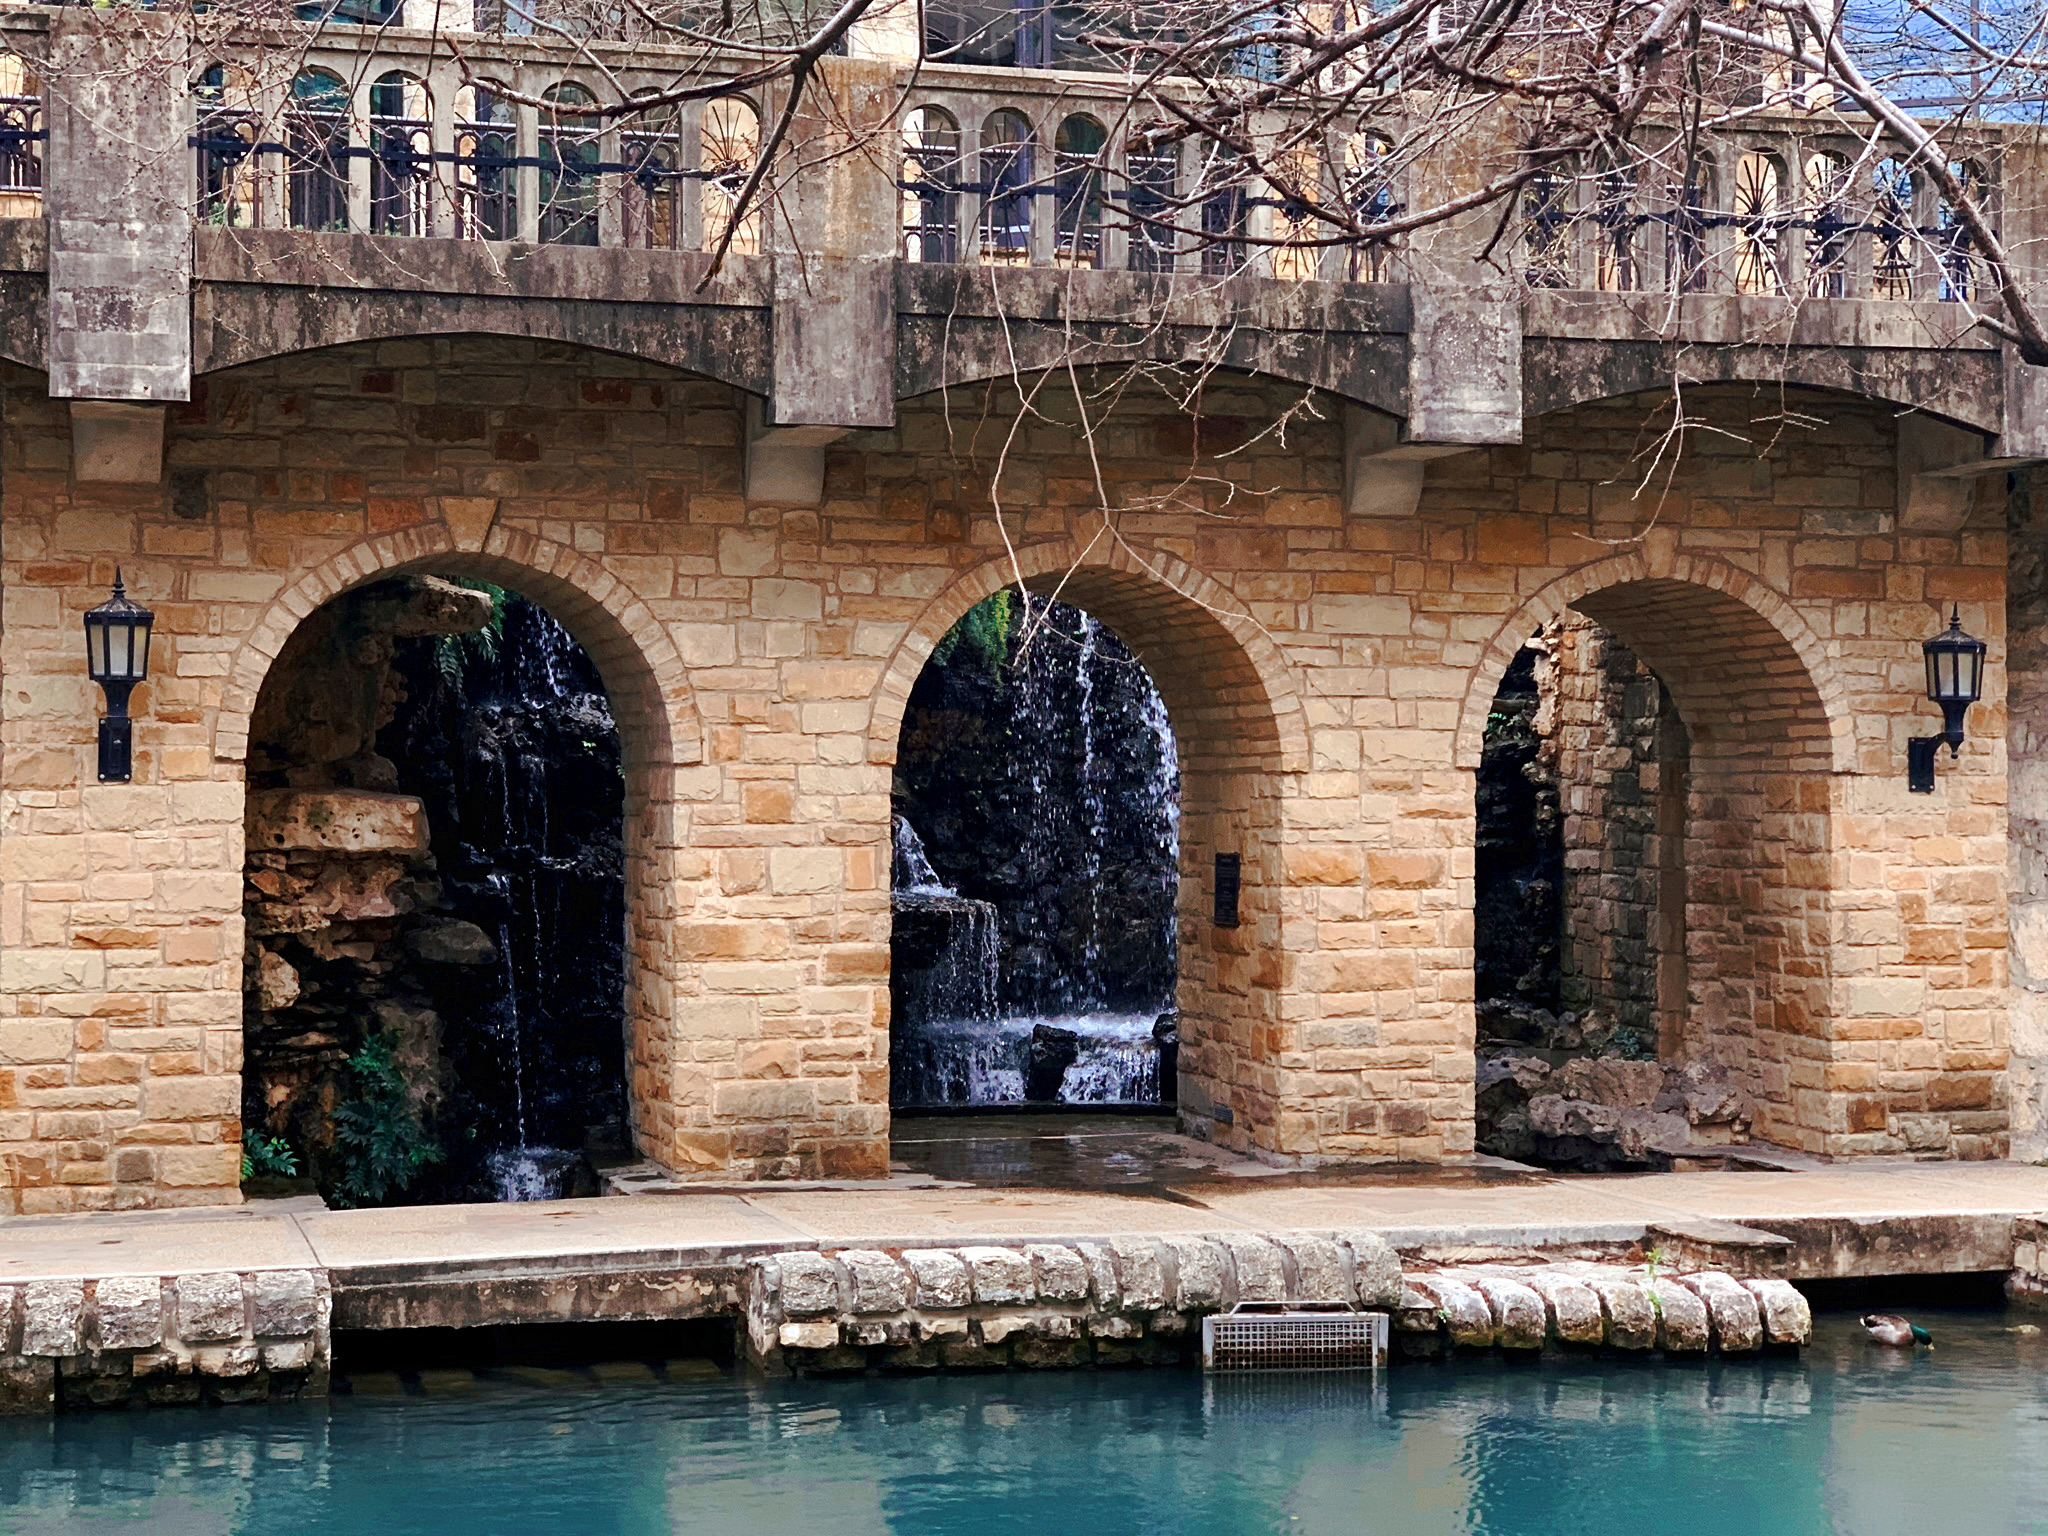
[0,1267,332,1413]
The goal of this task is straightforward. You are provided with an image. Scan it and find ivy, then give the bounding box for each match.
[327,1035,442,1209]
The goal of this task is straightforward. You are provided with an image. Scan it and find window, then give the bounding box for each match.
[621,100,683,250]
[1522,171,1572,288]
[1668,157,1714,293]
[979,110,1034,266]
[370,73,432,238]
[1126,142,1177,274]
[1732,151,1784,295]
[1872,157,1915,300]
[1343,134,1397,281]
[193,63,257,229]
[287,69,351,233]
[541,83,600,246]
[1199,147,1250,278]
[1939,162,1982,303]
[1803,152,1849,298]
[1593,164,1637,292]
[456,84,518,242]
[1054,115,1106,269]
[700,97,762,257]
[902,108,961,263]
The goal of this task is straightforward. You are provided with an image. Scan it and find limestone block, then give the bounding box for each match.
[1677,1272,1762,1354]
[902,1250,971,1309]
[1740,1278,1814,1346]
[775,1252,842,1317]
[194,1342,262,1378]
[778,1321,838,1350]
[916,1316,970,1340]
[1088,1315,1140,1339]
[1586,1276,1657,1351]
[22,1281,85,1357]
[94,1276,164,1350]
[1523,1271,1604,1346]
[1109,1238,1167,1310]
[1393,1284,1443,1334]
[1076,1243,1120,1308]
[1036,1314,1079,1340]
[1163,1238,1226,1310]
[0,1286,13,1353]
[1338,1231,1405,1308]
[978,1316,1031,1344]
[1650,1278,1709,1353]
[838,1250,913,1314]
[1274,1235,1348,1302]
[263,1340,314,1372]
[961,1247,1035,1306]
[1222,1235,1287,1304]
[250,1271,321,1338]
[175,1273,245,1344]
[1471,1276,1546,1349]
[246,789,428,854]
[0,1357,56,1415]
[1408,1275,1494,1348]
[1024,1244,1089,1303]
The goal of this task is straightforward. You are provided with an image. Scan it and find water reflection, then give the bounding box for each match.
[3,1312,2046,1536]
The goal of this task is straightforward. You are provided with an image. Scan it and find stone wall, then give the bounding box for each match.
[0,342,2013,1207]
[0,1267,330,1413]
[1544,613,1687,1055]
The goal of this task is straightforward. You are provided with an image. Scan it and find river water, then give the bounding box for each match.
[3,1309,2044,1535]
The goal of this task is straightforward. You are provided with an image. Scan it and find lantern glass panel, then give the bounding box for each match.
[109,622,133,680]
[86,620,107,680]
[1961,645,1983,700]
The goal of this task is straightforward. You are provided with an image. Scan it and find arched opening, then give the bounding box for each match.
[890,594,1180,1110]
[1473,578,1837,1169]
[240,575,635,1206]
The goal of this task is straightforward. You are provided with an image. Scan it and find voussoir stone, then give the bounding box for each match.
[1472,1276,1547,1350]
[1586,1275,1658,1351]
[1109,1238,1167,1310]
[1024,1245,1089,1303]
[1651,1277,1710,1353]
[176,1274,245,1345]
[1274,1235,1349,1303]
[1223,1235,1287,1303]
[1679,1271,1762,1354]
[1524,1271,1604,1346]
[21,1281,85,1358]
[1741,1277,1813,1345]
[838,1250,914,1314]
[962,1247,1035,1306]
[1339,1231,1404,1309]
[250,1270,322,1338]
[903,1250,972,1309]
[1164,1238,1226,1310]
[1409,1275,1494,1348]
[775,1252,842,1318]
[94,1276,164,1351]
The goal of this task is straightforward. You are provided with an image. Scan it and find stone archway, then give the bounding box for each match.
[873,539,1313,1155]
[1459,552,1850,1152]
[219,523,700,1176]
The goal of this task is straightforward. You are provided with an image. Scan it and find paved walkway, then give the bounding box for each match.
[6,1136,2048,1287]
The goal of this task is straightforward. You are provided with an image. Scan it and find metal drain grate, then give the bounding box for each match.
[1201,1303,1388,1373]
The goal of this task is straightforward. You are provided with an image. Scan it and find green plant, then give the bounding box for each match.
[431,583,508,688]
[1642,1245,1667,1317]
[328,1035,441,1208]
[931,590,1016,679]
[241,1130,299,1181]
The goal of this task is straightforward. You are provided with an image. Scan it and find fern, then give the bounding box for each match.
[240,1130,299,1181]
[931,589,1016,678]
[328,1035,442,1208]
[430,583,508,689]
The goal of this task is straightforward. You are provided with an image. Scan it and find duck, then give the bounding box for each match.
[1862,1313,1933,1347]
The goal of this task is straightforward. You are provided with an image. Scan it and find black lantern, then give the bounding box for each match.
[83,571,153,783]
[1908,607,1987,793]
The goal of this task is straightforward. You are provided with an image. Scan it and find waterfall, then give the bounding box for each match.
[889,593,1182,1110]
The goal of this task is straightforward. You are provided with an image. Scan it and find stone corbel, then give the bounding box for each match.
[1896,412,2040,531]
[745,399,848,506]
[1343,406,1482,519]
[70,401,165,485]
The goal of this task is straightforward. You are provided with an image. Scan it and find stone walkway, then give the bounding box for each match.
[6,1152,2047,1287]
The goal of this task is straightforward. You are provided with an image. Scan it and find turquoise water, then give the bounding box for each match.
[4,1310,2047,1535]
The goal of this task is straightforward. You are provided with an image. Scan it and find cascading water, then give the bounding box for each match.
[891,595,1180,1109]
[380,593,629,1201]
